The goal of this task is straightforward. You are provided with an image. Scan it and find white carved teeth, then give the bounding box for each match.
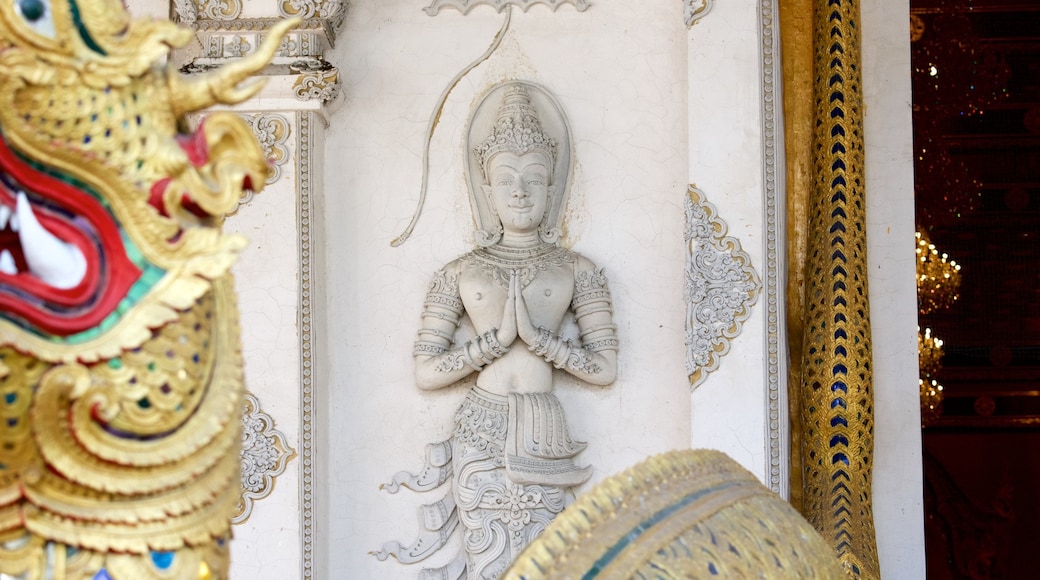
[0,205,9,230]
[14,191,87,289]
[0,250,15,276]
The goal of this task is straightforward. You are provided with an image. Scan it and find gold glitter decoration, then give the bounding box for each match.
[918,327,945,424]
[919,378,944,425]
[918,326,944,379]
[504,449,843,579]
[915,232,958,425]
[916,230,961,315]
[0,2,293,578]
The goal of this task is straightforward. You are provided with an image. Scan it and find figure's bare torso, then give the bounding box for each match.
[457,256,575,395]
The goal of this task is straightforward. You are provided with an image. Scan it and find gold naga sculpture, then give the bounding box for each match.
[0,1,292,578]
[504,449,844,579]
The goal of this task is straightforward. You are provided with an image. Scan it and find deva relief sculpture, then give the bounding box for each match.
[376,81,619,579]
[0,2,290,578]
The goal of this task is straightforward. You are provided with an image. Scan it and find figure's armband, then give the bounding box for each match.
[413,269,463,356]
[572,267,619,353]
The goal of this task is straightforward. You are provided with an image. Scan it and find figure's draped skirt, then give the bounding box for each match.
[453,388,568,579]
[377,387,588,580]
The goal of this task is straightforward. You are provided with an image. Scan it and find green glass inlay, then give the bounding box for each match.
[107,358,122,370]
[68,0,106,55]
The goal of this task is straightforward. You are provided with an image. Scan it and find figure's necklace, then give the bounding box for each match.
[463,243,575,288]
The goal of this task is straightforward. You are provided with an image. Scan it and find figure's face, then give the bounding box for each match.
[483,151,554,236]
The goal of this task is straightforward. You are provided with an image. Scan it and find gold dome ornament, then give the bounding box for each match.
[505,450,844,579]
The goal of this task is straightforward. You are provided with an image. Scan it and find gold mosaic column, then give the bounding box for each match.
[795,0,880,576]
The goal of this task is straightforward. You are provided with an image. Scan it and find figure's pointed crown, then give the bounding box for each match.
[475,84,558,181]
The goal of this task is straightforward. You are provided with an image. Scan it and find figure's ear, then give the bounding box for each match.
[547,185,557,198]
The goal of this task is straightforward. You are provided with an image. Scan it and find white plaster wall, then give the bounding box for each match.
[324,1,690,576]
[123,0,924,577]
[686,0,772,482]
[125,0,167,20]
[225,162,302,579]
[862,0,927,577]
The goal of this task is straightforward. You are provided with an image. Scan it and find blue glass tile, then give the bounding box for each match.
[151,551,175,570]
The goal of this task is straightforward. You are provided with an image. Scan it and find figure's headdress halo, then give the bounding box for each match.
[474,84,558,182]
[466,81,572,247]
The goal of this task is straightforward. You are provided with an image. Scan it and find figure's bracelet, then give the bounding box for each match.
[529,327,603,374]
[434,328,508,373]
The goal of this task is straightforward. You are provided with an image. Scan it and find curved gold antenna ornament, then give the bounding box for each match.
[0,1,296,578]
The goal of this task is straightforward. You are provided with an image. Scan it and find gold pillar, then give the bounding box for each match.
[779,0,814,516]
[786,0,880,576]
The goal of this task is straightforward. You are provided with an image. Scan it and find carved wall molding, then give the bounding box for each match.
[280,0,348,34]
[174,0,346,36]
[295,111,318,580]
[294,70,341,103]
[174,0,242,22]
[185,17,334,36]
[225,113,294,213]
[200,31,324,60]
[423,0,590,16]
[173,0,199,23]
[235,392,297,525]
[759,0,787,498]
[171,1,345,114]
[171,0,331,563]
[199,0,242,20]
[684,0,713,27]
[684,186,761,389]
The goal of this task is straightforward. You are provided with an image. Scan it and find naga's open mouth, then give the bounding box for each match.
[0,135,140,338]
[0,191,89,290]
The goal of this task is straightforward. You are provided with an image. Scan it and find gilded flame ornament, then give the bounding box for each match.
[0,1,294,578]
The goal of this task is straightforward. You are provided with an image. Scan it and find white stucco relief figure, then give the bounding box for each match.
[373,82,618,580]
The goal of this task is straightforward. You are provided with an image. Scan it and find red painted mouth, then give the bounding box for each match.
[0,135,140,338]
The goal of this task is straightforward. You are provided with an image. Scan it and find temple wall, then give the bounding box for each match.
[126,0,923,577]
[685,0,778,490]
[862,0,927,574]
[323,1,691,576]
